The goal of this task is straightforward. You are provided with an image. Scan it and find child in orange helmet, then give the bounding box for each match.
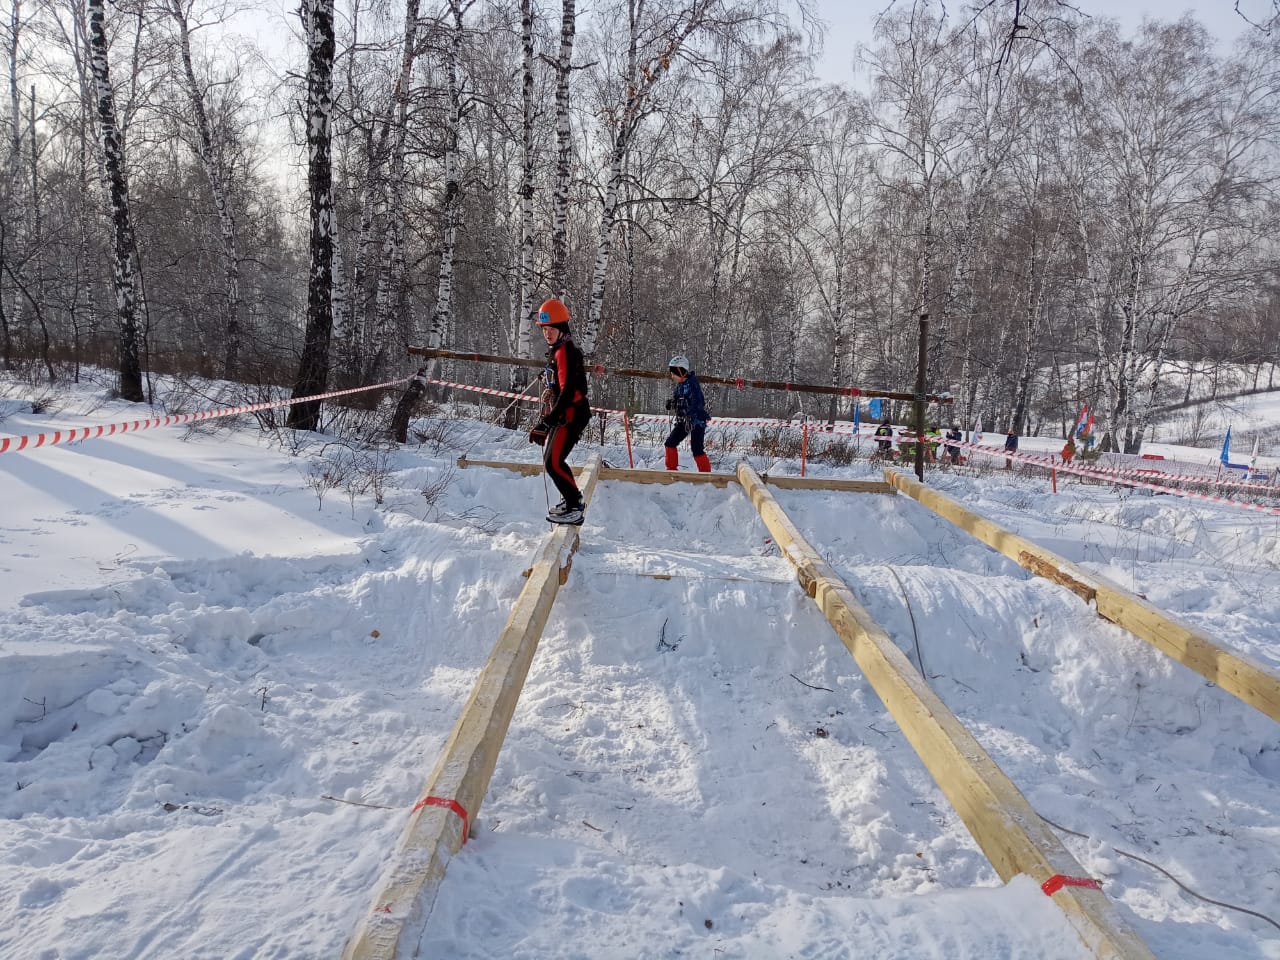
[530,298,590,524]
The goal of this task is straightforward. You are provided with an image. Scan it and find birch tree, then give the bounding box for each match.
[513,0,535,382]
[549,0,574,297]
[426,0,472,356]
[1067,19,1245,453]
[581,0,765,355]
[288,0,336,430]
[162,0,243,378]
[86,0,145,402]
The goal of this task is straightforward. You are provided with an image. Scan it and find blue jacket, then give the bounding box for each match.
[671,373,709,426]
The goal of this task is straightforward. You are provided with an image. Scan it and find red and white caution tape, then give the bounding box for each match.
[959,440,1280,518]
[1054,459,1276,496]
[416,375,625,416]
[0,376,412,456]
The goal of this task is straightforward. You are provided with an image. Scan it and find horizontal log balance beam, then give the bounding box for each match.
[408,345,954,404]
[343,457,603,960]
[737,462,1155,960]
[885,469,1280,726]
[456,457,895,494]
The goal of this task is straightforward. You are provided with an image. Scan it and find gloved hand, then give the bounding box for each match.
[665,398,674,410]
[529,420,549,445]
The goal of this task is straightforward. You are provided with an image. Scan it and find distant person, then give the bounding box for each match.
[874,419,894,458]
[1004,429,1018,469]
[898,426,917,463]
[945,423,963,465]
[1061,436,1076,463]
[664,355,711,472]
[925,425,941,463]
[528,298,589,525]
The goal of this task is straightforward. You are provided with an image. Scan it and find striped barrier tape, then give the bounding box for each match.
[0,375,413,456]
[957,439,1280,518]
[423,385,1279,507]
[1058,460,1276,495]
[416,375,626,416]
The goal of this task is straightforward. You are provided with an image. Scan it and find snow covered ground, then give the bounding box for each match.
[1,374,1278,959]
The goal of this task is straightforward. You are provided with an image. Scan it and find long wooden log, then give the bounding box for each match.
[343,456,603,960]
[886,469,1280,725]
[408,345,954,404]
[738,462,1155,960]
[457,458,893,494]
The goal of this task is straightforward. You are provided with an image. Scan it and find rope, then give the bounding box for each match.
[457,375,541,462]
[884,565,926,678]
[1037,812,1280,934]
[0,375,412,456]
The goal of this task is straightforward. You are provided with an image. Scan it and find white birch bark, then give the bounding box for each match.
[287,0,336,430]
[549,0,575,298]
[511,0,535,393]
[86,0,144,402]
[369,0,422,379]
[428,0,466,354]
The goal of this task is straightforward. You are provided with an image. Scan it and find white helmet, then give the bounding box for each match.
[668,354,691,373]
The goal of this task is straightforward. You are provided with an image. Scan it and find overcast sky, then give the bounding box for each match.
[810,0,1264,84]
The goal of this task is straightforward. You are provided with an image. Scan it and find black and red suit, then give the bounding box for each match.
[535,336,590,508]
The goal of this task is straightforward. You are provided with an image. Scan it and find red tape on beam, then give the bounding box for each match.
[1041,874,1102,896]
[411,795,470,845]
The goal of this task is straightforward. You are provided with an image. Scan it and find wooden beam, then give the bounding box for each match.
[765,474,895,495]
[343,457,603,960]
[459,458,893,495]
[600,465,735,487]
[885,470,1280,725]
[738,463,1155,960]
[457,456,552,476]
[408,345,954,404]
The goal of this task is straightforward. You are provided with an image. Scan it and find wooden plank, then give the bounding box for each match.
[343,457,603,960]
[765,474,895,494]
[460,458,893,495]
[599,465,735,487]
[738,463,1155,960]
[886,469,1280,725]
[457,456,550,476]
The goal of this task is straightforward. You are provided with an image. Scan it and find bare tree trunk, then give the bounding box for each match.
[86,0,144,402]
[428,0,466,355]
[165,0,243,379]
[369,0,422,383]
[515,0,535,353]
[505,0,536,423]
[288,0,336,430]
[550,0,575,298]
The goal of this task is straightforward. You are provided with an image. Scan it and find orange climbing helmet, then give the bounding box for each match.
[536,298,571,327]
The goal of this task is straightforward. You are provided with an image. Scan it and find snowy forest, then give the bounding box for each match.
[3,0,1280,453]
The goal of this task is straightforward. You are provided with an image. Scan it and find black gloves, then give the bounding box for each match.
[665,398,674,410]
[529,419,550,445]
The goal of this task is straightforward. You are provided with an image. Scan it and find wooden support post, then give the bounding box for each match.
[801,419,808,477]
[343,458,603,960]
[915,313,928,483]
[885,469,1280,725]
[623,412,634,468]
[737,463,1155,960]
